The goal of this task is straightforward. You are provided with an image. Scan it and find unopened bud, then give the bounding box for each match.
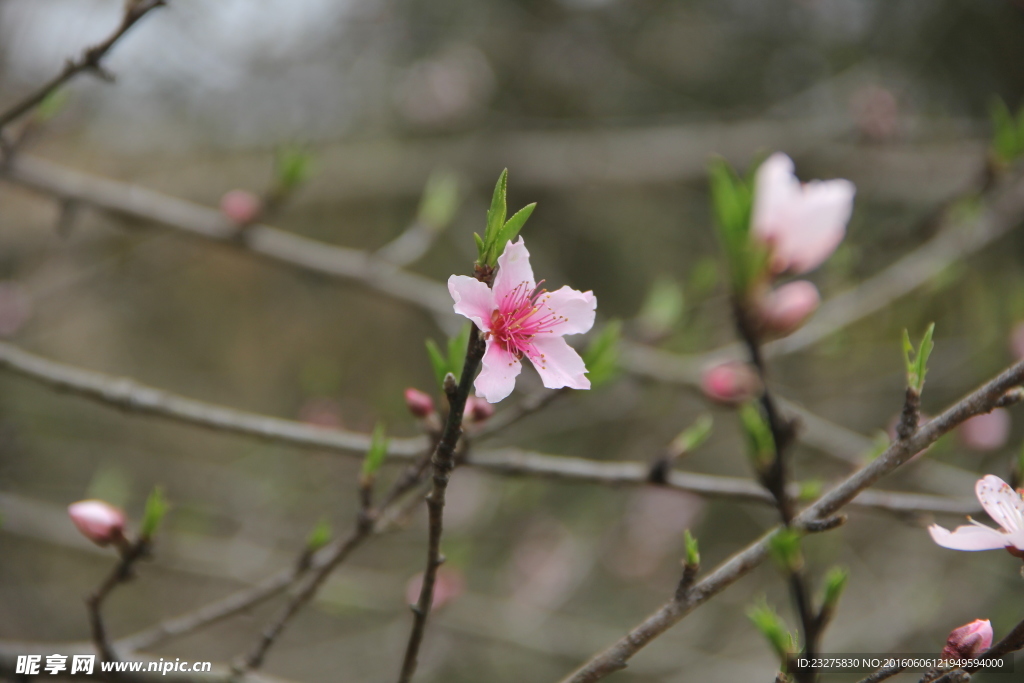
[404,388,436,418]
[68,500,126,547]
[701,362,760,405]
[942,619,993,658]
[758,281,820,337]
[465,396,494,424]
[219,190,262,225]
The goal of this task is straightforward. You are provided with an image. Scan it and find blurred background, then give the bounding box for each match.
[2,0,1024,681]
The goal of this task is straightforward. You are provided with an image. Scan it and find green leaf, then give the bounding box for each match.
[820,566,849,612]
[991,98,1021,164]
[748,600,796,666]
[473,232,486,260]
[306,518,332,552]
[797,479,822,502]
[361,422,389,479]
[37,90,69,122]
[275,146,313,191]
[638,276,685,337]
[418,170,461,231]
[903,323,935,393]
[426,339,449,390]
[484,169,508,247]
[492,202,536,257]
[739,402,775,470]
[767,528,803,572]
[708,158,761,294]
[671,414,713,454]
[581,320,622,388]
[683,529,700,567]
[447,323,471,381]
[140,486,168,540]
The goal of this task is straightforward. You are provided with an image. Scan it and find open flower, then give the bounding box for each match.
[928,475,1024,556]
[752,153,856,275]
[448,238,596,403]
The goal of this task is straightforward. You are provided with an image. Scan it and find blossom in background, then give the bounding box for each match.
[928,475,1024,556]
[941,619,993,659]
[404,387,436,418]
[448,238,596,403]
[405,567,465,610]
[959,409,1011,451]
[752,153,856,275]
[701,362,761,405]
[68,500,126,547]
[219,189,262,225]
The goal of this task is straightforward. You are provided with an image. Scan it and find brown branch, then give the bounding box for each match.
[0,1,166,132]
[0,340,979,517]
[855,665,907,683]
[87,537,150,661]
[556,358,1024,683]
[398,326,486,683]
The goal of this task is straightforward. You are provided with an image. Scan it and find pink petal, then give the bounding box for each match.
[475,340,522,403]
[786,179,855,273]
[536,286,597,336]
[928,523,1009,551]
[976,474,1024,533]
[448,275,495,331]
[492,238,536,303]
[529,336,590,390]
[752,153,801,243]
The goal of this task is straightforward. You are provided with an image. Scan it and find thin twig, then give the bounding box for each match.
[398,326,486,683]
[0,1,166,132]
[87,537,150,661]
[0,340,980,517]
[855,665,907,683]
[556,358,1024,683]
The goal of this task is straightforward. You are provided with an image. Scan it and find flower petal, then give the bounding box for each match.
[786,179,855,273]
[928,523,1009,551]
[976,474,1024,533]
[475,339,522,403]
[535,286,597,336]
[528,335,590,390]
[493,238,536,303]
[449,275,495,331]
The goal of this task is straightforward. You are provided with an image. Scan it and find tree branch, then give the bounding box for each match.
[556,358,1024,683]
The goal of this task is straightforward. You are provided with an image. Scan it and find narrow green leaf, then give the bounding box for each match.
[739,402,775,469]
[683,529,700,567]
[362,422,389,479]
[767,528,803,572]
[493,202,536,253]
[447,323,471,381]
[581,320,622,388]
[991,98,1020,163]
[140,486,169,540]
[671,414,713,454]
[426,339,448,390]
[418,170,461,231]
[473,232,486,260]
[820,566,849,612]
[638,276,685,337]
[748,600,796,666]
[903,323,935,393]
[275,146,313,190]
[484,169,508,246]
[306,518,332,552]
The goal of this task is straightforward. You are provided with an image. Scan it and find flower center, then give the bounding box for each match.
[489,280,561,361]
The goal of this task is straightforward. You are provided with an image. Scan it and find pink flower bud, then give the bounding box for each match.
[68,500,126,547]
[404,388,436,418]
[405,567,465,610]
[941,619,993,659]
[701,362,760,405]
[759,281,820,336]
[959,409,1011,451]
[464,396,494,423]
[219,190,262,225]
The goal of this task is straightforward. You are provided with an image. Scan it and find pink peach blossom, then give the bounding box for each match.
[448,238,596,403]
[219,190,262,225]
[701,362,761,405]
[752,153,856,275]
[68,499,126,547]
[759,280,821,336]
[959,410,1011,451]
[464,396,495,423]
[941,619,993,658]
[929,475,1024,554]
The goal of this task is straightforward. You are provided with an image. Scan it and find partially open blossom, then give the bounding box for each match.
[752,153,856,275]
[68,500,126,547]
[404,388,436,418]
[942,619,993,659]
[758,280,820,336]
[701,362,761,405]
[929,475,1024,556]
[219,189,262,225]
[448,238,596,403]
[405,567,465,610]
[464,396,494,423]
[959,410,1011,451]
